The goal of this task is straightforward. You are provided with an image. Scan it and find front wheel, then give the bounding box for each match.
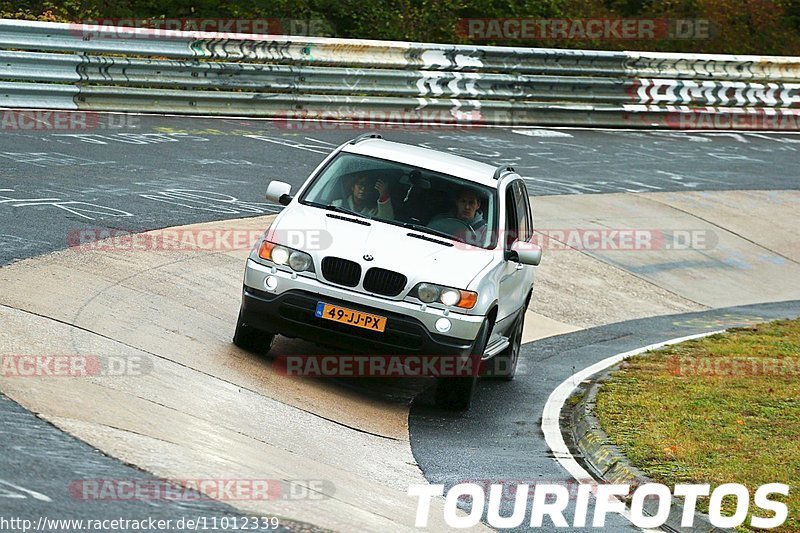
[434,320,489,411]
[233,310,275,354]
[483,310,524,381]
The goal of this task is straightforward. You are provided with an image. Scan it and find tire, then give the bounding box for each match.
[232,310,275,354]
[483,310,524,381]
[434,320,489,411]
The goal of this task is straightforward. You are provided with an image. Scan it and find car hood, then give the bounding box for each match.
[272,204,495,293]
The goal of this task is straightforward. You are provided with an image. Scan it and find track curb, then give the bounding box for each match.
[566,367,730,533]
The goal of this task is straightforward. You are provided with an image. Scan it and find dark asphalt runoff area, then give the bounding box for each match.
[2,111,800,531]
[409,300,800,532]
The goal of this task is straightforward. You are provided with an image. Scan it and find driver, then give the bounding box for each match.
[332,173,393,219]
[429,187,486,244]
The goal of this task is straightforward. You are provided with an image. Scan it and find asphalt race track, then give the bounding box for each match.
[1,112,799,531]
[2,116,799,266]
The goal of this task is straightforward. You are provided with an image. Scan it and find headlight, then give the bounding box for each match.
[440,288,460,306]
[410,283,478,309]
[258,241,315,273]
[417,283,440,303]
[288,250,312,272]
[271,245,290,265]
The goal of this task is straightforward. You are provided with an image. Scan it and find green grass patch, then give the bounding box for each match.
[595,318,800,532]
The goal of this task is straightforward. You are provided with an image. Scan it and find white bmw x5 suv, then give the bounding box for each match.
[234,134,541,410]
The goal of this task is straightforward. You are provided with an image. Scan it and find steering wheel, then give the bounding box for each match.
[441,217,478,242]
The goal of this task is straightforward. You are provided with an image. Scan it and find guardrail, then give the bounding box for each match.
[1,19,799,129]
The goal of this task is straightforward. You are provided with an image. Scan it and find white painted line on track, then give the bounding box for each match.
[541,329,725,531]
[0,478,52,502]
[512,129,574,138]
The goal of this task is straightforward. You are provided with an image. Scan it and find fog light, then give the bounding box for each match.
[265,276,278,291]
[435,317,451,333]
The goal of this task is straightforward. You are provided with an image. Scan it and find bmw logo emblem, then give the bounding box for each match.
[363,254,374,261]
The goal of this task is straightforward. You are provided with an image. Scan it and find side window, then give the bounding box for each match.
[514,181,533,241]
[505,186,518,249]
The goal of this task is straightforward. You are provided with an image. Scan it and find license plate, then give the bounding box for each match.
[315,302,387,332]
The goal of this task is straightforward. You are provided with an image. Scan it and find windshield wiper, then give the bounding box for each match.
[304,201,369,220]
[400,222,467,244]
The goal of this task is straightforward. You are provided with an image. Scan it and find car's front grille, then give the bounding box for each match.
[321,256,361,287]
[363,267,407,297]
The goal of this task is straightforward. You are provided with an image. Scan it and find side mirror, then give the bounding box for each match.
[266,181,293,206]
[506,241,542,266]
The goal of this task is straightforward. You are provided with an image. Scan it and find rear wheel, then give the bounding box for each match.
[434,320,489,411]
[233,310,275,354]
[483,310,524,381]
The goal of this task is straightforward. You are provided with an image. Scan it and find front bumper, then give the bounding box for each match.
[240,284,482,356]
[243,258,484,338]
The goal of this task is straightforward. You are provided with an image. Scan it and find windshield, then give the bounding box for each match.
[300,152,498,249]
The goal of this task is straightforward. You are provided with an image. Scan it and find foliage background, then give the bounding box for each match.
[2,0,799,55]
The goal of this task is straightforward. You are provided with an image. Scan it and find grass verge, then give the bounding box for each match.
[594,318,800,532]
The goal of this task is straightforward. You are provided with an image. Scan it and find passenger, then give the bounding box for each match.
[332,174,394,219]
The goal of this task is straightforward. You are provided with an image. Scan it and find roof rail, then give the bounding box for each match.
[349,133,383,145]
[493,165,516,180]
